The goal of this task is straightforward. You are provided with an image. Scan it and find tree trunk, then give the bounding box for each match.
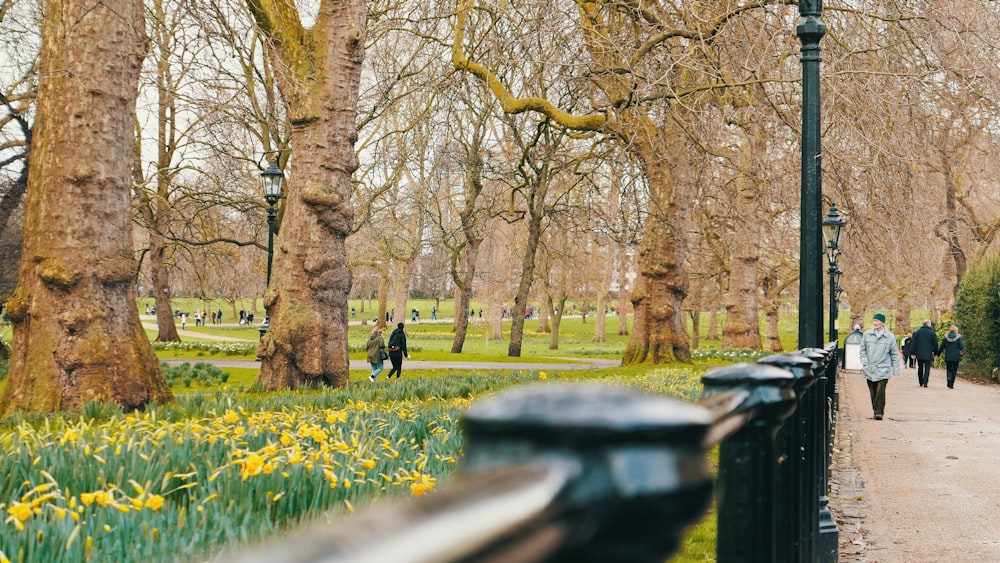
[615,243,630,336]
[593,293,607,344]
[722,250,762,350]
[508,210,544,357]
[537,297,550,333]
[764,307,783,352]
[252,0,365,390]
[150,236,180,341]
[621,133,691,364]
[708,310,719,341]
[549,294,566,350]
[1,0,173,415]
[689,310,700,350]
[449,237,479,353]
[376,274,389,328]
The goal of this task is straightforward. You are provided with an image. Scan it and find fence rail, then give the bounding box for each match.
[233,344,839,563]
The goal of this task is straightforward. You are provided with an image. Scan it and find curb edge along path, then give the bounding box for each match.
[832,366,1000,562]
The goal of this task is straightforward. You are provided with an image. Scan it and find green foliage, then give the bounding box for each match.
[954,259,1000,380]
[691,348,772,365]
[162,362,230,388]
[151,341,258,357]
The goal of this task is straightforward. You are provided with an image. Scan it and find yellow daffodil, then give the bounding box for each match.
[6,502,32,522]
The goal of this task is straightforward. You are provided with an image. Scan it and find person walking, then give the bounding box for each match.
[366,327,387,382]
[938,325,964,389]
[385,322,409,380]
[910,319,938,387]
[900,332,915,369]
[859,312,901,420]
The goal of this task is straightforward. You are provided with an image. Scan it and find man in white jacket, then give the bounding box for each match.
[859,312,901,420]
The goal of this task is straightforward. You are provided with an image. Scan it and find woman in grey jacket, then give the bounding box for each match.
[859,313,901,420]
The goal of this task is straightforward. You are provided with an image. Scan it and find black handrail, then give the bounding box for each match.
[231,345,840,563]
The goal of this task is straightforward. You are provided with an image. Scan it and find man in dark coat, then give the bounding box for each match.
[910,319,938,388]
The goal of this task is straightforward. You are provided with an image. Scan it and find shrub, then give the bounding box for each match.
[954,258,1000,381]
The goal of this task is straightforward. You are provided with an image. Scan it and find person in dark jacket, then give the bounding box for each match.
[938,325,964,389]
[900,332,915,369]
[385,322,410,380]
[910,320,938,388]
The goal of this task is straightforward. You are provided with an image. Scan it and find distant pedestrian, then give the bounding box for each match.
[351,307,356,318]
[859,312,900,420]
[910,320,938,387]
[211,311,216,324]
[366,327,387,382]
[900,332,914,369]
[385,322,409,380]
[217,309,223,324]
[194,310,201,326]
[181,313,187,330]
[938,325,964,389]
[431,306,437,320]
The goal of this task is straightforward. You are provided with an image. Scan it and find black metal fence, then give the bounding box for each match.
[233,344,839,563]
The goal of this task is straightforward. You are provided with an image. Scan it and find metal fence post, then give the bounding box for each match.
[460,384,717,562]
[701,363,797,563]
[758,353,817,563]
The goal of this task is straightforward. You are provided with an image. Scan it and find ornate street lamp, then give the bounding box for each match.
[260,162,284,288]
[823,205,846,343]
[258,162,284,343]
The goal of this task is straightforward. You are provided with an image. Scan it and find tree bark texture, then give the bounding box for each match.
[252,0,365,390]
[1,0,173,415]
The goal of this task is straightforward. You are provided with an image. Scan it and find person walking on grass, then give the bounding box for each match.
[385,322,409,380]
[911,319,938,388]
[366,327,387,382]
[860,312,901,420]
[938,325,964,389]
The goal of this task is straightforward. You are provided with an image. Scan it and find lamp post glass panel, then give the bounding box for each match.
[259,163,284,340]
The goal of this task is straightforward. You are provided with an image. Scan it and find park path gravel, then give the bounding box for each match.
[832,365,1000,562]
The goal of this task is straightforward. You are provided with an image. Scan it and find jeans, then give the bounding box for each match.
[867,379,888,417]
[370,362,384,378]
[916,359,933,387]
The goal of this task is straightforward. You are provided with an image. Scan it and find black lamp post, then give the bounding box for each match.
[796,3,838,562]
[260,162,284,288]
[259,162,284,343]
[797,0,827,350]
[822,205,846,343]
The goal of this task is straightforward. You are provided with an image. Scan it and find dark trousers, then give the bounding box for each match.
[387,354,404,379]
[916,359,933,387]
[945,361,959,387]
[867,379,888,417]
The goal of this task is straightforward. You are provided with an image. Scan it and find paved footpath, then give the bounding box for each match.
[832,365,1000,562]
